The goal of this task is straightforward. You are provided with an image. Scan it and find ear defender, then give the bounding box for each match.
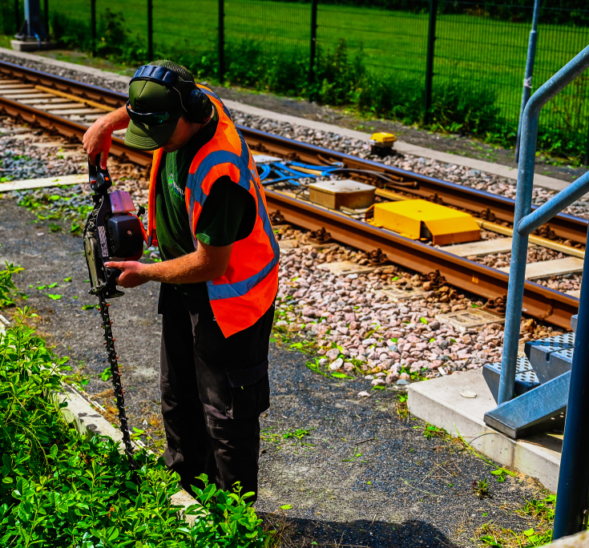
[185,87,213,124]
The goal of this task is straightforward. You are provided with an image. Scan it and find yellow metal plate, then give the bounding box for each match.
[373,199,480,245]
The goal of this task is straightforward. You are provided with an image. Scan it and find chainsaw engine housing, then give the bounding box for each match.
[84,162,144,298]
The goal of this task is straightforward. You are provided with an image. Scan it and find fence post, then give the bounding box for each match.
[90,0,96,57]
[44,0,48,36]
[218,0,225,84]
[308,0,318,102]
[147,0,153,61]
[14,0,20,33]
[424,0,438,124]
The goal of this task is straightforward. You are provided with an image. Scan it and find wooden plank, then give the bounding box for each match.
[19,97,71,104]
[498,257,585,279]
[0,84,35,90]
[47,107,104,115]
[0,174,87,193]
[0,93,53,100]
[442,238,515,257]
[32,102,86,110]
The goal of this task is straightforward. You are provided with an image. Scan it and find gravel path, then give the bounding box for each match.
[1,195,551,547]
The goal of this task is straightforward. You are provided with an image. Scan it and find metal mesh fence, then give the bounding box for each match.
[316,1,429,82]
[6,0,589,159]
[224,0,310,59]
[153,0,216,59]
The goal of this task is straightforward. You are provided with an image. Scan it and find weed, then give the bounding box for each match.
[473,478,491,499]
[0,258,24,308]
[395,392,409,419]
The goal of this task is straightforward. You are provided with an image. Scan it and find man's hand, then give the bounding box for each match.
[83,120,113,169]
[106,261,148,288]
[83,107,130,169]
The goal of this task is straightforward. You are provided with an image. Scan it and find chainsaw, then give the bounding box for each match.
[83,156,145,470]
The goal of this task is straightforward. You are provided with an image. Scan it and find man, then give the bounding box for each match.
[83,60,279,501]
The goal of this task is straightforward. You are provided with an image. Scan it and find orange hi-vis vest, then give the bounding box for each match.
[146,85,280,338]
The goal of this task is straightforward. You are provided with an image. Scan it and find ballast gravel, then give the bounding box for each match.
[0,115,569,385]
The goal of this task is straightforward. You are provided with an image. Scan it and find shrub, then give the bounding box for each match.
[0,263,269,547]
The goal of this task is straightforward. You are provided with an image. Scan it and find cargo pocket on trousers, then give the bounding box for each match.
[225,359,270,420]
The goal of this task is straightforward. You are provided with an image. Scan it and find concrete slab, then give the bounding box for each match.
[318,260,376,275]
[498,257,585,279]
[408,368,562,492]
[436,308,505,331]
[0,173,87,192]
[442,237,515,257]
[567,289,581,298]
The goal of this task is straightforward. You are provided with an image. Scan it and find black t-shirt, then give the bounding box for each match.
[154,115,256,299]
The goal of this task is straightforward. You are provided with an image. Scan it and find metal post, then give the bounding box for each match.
[515,0,541,163]
[147,0,153,61]
[90,0,96,57]
[424,0,438,124]
[553,250,589,539]
[44,0,48,36]
[218,0,224,84]
[309,0,318,102]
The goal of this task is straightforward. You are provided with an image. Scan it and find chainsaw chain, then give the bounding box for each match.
[97,294,138,471]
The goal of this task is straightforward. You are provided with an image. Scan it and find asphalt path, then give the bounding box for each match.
[1,194,547,547]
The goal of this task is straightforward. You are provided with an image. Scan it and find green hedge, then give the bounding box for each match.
[0,261,270,548]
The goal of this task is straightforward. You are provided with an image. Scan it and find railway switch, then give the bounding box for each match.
[371,199,480,245]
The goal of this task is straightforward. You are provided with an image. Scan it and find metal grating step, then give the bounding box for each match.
[483,356,540,402]
[525,332,574,384]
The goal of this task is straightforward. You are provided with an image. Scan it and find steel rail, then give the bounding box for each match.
[264,190,578,329]
[0,59,586,244]
[0,60,580,327]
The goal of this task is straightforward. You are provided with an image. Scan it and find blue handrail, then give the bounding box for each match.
[498,44,589,406]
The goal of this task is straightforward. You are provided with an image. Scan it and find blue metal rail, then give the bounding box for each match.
[490,44,589,540]
[498,44,589,406]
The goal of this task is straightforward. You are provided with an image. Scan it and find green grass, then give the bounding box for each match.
[46,0,589,123]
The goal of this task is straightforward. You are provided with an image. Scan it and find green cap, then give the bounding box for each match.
[124,79,183,151]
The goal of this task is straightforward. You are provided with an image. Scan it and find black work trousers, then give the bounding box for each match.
[158,284,274,501]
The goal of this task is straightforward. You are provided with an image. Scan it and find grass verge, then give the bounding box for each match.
[0,260,272,547]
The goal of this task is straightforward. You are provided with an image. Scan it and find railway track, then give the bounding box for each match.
[0,59,583,329]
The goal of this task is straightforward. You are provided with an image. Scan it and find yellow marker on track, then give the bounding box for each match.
[372,199,480,245]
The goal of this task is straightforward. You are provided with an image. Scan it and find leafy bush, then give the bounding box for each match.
[0,265,270,547]
[0,261,23,308]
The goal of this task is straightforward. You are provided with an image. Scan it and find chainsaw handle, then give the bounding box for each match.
[89,153,113,194]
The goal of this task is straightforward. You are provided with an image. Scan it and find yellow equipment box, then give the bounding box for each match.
[370,132,397,145]
[373,199,480,245]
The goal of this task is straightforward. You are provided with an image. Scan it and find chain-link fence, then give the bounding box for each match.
[1,0,588,161]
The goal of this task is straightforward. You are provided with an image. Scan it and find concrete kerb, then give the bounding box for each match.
[0,46,571,192]
[0,313,198,523]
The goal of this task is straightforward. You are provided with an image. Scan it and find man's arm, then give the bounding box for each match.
[106,239,232,288]
[83,106,130,169]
